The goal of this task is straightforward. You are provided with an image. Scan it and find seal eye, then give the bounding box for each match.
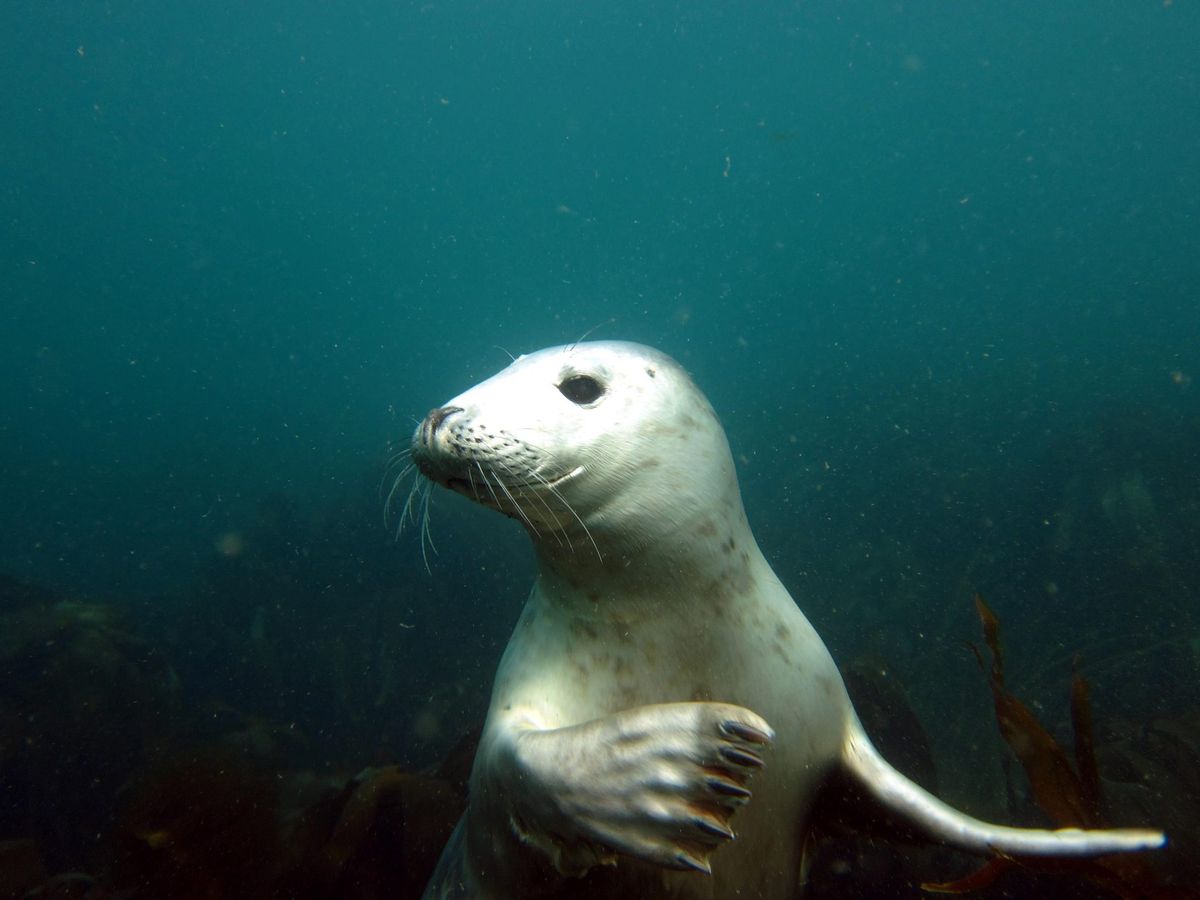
[558,374,605,405]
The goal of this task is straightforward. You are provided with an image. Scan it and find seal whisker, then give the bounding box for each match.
[466,462,478,497]
[382,457,409,485]
[567,317,617,352]
[379,448,413,501]
[491,466,543,537]
[520,470,575,552]
[380,449,413,493]
[500,437,598,560]
[493,461,568,547]
[525,482,573,551]
[474,461,506,511]
[383,462,416,526]
[541,476,602,562]
[419,479,437,573]
[396,471,424,539]
[417,479,433,534]
[385,446,413,467]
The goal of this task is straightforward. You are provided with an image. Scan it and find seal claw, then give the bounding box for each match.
[693,815,736,841]
[706,775,753,800]
[720,745,765,768]
[675,850,713,874]
[721,720,774,744]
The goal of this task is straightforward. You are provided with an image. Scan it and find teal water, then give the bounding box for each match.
[1,1,1198,892]
[2,2,1196,596]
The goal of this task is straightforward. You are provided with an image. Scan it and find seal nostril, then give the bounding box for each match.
[425,406,464,441]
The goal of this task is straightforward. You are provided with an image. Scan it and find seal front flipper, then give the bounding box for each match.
[840,719,1166,857]
[494,701,774,876]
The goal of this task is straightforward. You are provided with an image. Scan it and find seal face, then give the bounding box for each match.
[411,342,1164,900]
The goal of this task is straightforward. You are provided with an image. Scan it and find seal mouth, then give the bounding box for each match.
[445,465,583,499]
[531,465,585,490]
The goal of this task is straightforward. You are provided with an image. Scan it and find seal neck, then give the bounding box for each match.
[531,489,765,617]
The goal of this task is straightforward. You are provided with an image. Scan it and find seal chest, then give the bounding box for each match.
[410,341,1164,900]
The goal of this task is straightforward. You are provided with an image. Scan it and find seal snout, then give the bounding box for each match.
[412,405,466,484]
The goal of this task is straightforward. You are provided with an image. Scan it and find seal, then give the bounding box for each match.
[409,341,1164,900]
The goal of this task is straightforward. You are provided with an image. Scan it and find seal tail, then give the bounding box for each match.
[841,721,1165,857]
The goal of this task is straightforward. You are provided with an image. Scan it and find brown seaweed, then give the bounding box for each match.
[921,594,1196,899]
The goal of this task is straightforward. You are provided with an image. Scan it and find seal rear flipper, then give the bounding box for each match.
[422,818,478,900]
[840,721,1166,857]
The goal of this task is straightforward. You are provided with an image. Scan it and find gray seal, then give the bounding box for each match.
[410,341,1164,900]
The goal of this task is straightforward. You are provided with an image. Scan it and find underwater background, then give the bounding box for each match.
[1,1,1197,897]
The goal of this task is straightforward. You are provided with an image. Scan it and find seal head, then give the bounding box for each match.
[413,341,745,581]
